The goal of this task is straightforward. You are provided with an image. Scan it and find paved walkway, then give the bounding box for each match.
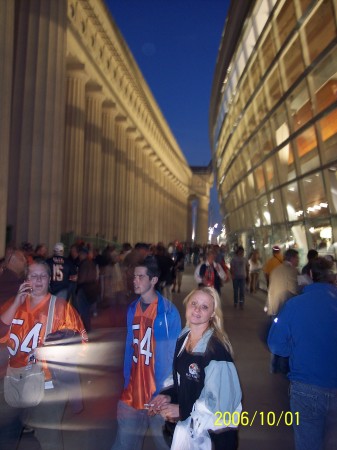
[19,265,294,450]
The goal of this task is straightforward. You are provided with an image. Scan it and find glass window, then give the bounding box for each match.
[249,56,262,93]
[327,168,337,214]
[299,0,312,16]
[258,195,271,225]
[295,126,319,174]
[269,190,285,223]
[246,103,257,134]
[288,79,313,132]
[301,172,329,218]
[283,181,303,221]
[248,134,262,167]
[277,142,296,184]
[255,0,271,36]
[255,87,267,123]
[260,25,276,73]
[281,37,305,90]
[241,74,252,107]
[319,109,337,164]
[247,172,256,196]
[244,23,256,61]
[272,104,288,144]
[312,47,337,114]
[254,165,266,195]
[265,65,283,108]
[275,0,297,49]
[259,122,274,157]
[304,0,336,64]
[264,157,276,190]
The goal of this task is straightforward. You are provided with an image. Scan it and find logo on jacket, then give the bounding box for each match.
[187,363,200,381]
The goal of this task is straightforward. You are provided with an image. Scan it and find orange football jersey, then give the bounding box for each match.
[121,298,158,409]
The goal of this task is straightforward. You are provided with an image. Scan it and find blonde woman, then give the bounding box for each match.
[150,287,242,450]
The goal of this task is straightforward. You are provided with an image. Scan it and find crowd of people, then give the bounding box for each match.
[0,238,336,450]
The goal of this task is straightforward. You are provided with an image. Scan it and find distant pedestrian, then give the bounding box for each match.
[263,245,283,287]
[46,243,77,301]
[230,246,249,309]
[301,249,318,276]
[248,249,262,293]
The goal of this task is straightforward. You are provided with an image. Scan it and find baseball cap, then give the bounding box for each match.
[272,245,280,252]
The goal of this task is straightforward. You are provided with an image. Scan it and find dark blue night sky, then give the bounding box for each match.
[105,0,230,225]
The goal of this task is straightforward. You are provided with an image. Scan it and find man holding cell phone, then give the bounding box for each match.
[111,256,181,450]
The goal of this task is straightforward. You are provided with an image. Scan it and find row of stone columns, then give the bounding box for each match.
[61,62,189,245]
[0,0,204,255]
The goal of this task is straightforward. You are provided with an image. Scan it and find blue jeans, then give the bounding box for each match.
[290,381,337,450]
[232,278,245,304]
[111,400,169,450]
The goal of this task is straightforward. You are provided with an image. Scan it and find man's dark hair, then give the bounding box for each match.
[137,255,160,279]
[135,242,150,251]
[284,248,298,261]
[311,257,335,283]
[307,249,318,261]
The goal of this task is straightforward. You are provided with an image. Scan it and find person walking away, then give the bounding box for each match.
[263,245,283,287]
[266,248,300,374]
[74,246,99,333]
[46,243,77,301]
[248,249,262,293]
[230,246,249,309]
[172,246,185,294]
[268,257,337,450]
[111,256,181,450]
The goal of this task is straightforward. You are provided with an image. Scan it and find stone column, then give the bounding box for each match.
[62,61,88,237]
[101,100,117,241]
[7,0,67,249]
[113,115,127,242]
[82,82,104,237]
[125,128,137,243]
[0,0,15,254]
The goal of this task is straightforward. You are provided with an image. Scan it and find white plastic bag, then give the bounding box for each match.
[171,400,213,450]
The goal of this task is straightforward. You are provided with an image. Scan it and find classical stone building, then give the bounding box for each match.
[0,0,213,255]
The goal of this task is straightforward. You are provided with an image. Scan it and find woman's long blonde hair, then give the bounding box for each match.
[183,286,233,356]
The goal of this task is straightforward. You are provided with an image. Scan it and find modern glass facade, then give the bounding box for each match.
[210,0,337,266]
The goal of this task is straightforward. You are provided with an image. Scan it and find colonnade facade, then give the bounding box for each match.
[0,0,213,255]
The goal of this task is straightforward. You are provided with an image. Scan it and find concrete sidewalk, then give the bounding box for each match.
[19,265,294,450]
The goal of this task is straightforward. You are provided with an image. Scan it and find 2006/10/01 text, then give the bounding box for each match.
[214,411,300,427]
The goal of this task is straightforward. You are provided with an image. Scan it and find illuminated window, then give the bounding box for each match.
[288,79,312,132]
[312,47,337,114]
[266,65,283,108]
[319,110,337,164]
[295,126,319,174]
[282,182,302,221]
[260,26,276,73]
[275,0,297,50]
[304,0,336,64]
[276,142,296,184]
[281,37,305,90]
[301,173,329,218]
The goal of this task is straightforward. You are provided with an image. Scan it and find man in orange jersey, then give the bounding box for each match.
[111,256,181,450]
